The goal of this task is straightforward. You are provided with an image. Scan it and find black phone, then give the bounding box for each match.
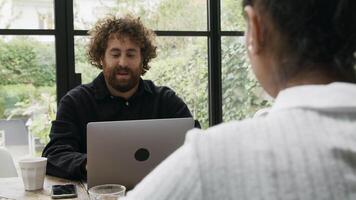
[51,184,78,199]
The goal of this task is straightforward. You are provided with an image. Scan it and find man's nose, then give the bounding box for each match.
[118,56,128,67]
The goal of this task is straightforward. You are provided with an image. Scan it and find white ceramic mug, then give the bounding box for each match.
[18,157,47,191]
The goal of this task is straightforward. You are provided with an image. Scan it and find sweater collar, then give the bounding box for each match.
[270,82,356,114]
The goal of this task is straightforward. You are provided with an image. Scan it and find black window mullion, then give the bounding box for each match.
[54,0,80,103]
[207,0,222,126]
[74,30,210,37]
[66,0,82,91]
[0,29,55,35]
[54,0,69,103]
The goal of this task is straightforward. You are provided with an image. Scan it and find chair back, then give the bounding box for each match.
[0,148,18,177]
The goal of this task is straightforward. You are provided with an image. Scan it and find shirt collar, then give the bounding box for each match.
[270,82,356,113]
[93,72,153,100]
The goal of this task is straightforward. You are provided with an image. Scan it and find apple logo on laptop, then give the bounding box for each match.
[135,148,150,161]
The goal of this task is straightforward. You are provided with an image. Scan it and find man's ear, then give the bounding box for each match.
[244,5,264,54]
[140,63,145,75]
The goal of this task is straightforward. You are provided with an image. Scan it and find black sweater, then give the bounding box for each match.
[42,72,198,180]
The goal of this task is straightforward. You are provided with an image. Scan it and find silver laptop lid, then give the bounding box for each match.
[87,117,194,189]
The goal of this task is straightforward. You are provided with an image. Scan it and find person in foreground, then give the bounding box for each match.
[42,15,198,180]
[123,0,356,199]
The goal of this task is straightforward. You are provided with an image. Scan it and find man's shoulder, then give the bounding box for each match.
[142,79,176,96]
[186,109,324,151]
[60,82,94,103]
[187,118,259,138]
[63,73,103,99]
[186,115,284,146]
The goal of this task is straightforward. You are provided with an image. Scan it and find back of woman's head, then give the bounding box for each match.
[243,0,356,82]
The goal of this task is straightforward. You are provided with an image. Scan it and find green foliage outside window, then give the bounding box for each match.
[0,37,55,86]
[145,37,209,128]
[4,86,56,145]
[0,37,56,147]
[222,37,271,121]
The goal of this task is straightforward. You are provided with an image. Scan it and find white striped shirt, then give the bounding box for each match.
[124,82,356,200]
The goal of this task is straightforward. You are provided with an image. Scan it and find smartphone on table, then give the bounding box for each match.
[51,184,78,199]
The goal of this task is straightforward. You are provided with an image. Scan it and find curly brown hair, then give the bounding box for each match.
[87,15,157,75]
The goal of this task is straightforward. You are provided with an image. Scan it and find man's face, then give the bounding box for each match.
[102,35,143,93]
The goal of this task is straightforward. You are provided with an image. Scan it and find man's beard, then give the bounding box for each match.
[108,67,140,93]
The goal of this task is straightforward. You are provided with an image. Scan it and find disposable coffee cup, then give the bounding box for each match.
[18,157,47,191]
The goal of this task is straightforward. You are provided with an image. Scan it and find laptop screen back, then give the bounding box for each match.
[87,117,194,189]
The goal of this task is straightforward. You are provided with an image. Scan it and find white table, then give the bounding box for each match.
[0,175,89,200]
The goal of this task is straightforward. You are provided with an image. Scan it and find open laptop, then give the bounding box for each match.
[86,117,194,189]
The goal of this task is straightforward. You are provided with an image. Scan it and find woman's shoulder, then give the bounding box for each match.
[185,117,266,144]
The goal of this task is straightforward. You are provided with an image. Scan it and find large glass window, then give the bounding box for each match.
[0,0,55,163]
[74,36,101,84]
[221,0,245,31]
[0,35,56,160]
[73,0,207,31]
[220,0,271,122]
[0,0,272,161]
[145,37,208,128]
[0,0,54,29]
[221,37,270,122]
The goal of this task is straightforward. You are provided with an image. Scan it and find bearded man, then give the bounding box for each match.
[42,15,198,180]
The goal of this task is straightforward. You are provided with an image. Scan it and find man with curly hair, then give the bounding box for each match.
[42,15,198,180]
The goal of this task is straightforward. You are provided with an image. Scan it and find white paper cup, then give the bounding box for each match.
[18,157,47,191]
[89,184,126,200]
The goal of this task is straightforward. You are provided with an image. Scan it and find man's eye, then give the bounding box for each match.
[112,54,120,57]
[127,54,135,58]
